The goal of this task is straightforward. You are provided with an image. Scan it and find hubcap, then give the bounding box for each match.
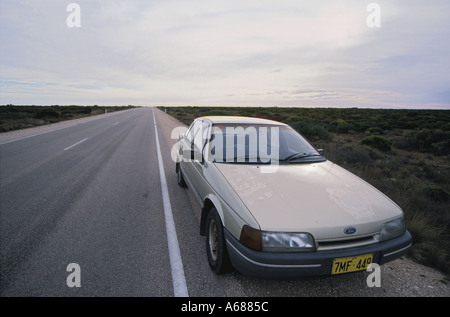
[208,219,218,261]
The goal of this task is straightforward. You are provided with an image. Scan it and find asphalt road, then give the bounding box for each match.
[1,107,448,298]
[0,107,224,297]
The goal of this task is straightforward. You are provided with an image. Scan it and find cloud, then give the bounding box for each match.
[0,0,449,108]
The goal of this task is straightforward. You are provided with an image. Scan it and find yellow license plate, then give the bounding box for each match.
[331,254,373,275]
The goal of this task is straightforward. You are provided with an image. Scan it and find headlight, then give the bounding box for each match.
[379,217,406,241]
[240,226,315,252]
[262,232,315,252]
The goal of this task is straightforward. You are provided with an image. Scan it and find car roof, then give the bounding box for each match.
[198,116,287,126]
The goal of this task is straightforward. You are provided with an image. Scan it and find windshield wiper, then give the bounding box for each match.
[281,152,321,161]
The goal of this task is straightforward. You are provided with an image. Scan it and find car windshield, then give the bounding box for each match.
[208,123,324,164]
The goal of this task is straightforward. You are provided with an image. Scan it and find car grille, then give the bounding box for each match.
[316,235,378,251]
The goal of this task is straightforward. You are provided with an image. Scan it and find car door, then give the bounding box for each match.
[179,119,200,188]
[190,120,212,201]
[179,119,211,202]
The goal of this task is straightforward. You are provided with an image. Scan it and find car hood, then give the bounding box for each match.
[214,161,403,239]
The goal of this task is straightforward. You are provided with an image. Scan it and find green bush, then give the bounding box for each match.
[82,106,92,114]
[432,139,450,156]
[332,145,372,165]
[423,185,449,202]
[328,119,351,133]
[367,127,384,135]
[359,135,392,152]
[34,108,60,119]
[402,129,450,155]
[290,121,332,141]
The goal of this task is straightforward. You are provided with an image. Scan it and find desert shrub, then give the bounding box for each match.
[354,120,372,132]
[252,110,271,118]
[359,135,392,152]
[401,129,450,155]
[333,145,372,165]
[199,109,232,116]
[367,127,384,135]
[431,139,450,156]
[34,108,60,119]
[285,115,302,123]
[421,164,446,183]
[328,119,351,133]
[82,106,92,114]
[290,121,332,141]
[406,211,449,274]
[423,185,449,202]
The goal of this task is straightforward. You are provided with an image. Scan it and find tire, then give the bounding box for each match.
[205,208,232,274]
[176,163,187,188]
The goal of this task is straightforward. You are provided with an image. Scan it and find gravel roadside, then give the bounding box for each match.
[216,257,449,297]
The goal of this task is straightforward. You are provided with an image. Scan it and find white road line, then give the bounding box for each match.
[113,121,119,126]
[64,138,89,151]
[152,107,189,297]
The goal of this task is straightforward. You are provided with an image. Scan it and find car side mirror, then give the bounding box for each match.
[317,149,324,156]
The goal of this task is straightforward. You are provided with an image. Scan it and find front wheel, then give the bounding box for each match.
[205,208,232,274]
[176,163,187,188]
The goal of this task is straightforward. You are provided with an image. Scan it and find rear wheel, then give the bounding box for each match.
[205,208,232,274]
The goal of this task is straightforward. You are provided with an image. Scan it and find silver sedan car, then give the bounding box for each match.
[175,116,412,278]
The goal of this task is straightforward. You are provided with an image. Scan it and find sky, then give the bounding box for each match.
[0,0,449,109]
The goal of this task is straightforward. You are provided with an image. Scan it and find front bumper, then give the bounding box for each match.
[224,229,412,279]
